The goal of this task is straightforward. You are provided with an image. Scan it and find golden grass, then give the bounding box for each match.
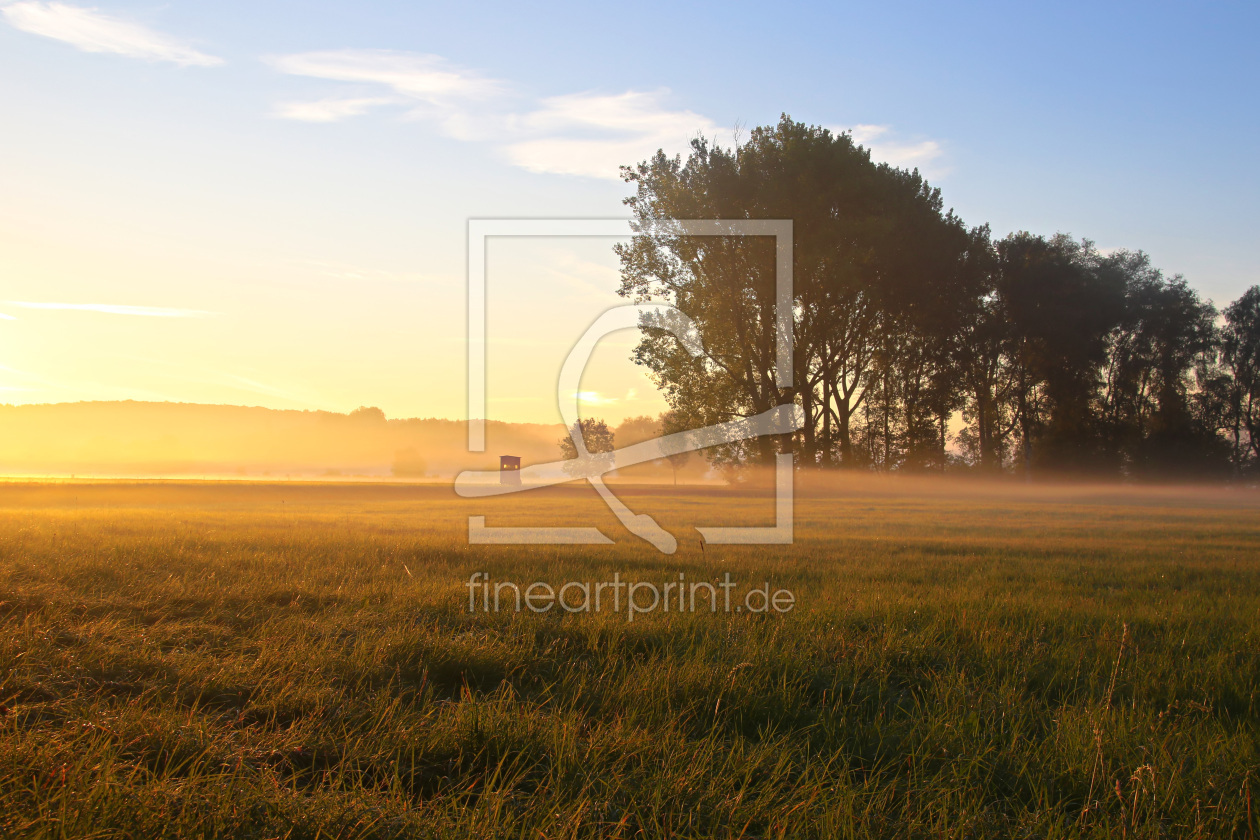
[1,477,1257,838]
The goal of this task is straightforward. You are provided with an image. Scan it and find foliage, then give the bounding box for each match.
[617,115,978,469]
[557,417,615,461]
[619,117,1258,479]
[1221,287,1260,471]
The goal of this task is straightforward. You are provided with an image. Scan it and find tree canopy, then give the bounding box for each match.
[618,115,1256,480]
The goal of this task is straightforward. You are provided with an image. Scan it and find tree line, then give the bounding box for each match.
[613,116,1260,479]
[557,415,695,484]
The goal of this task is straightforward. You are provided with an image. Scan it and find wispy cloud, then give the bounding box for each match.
[842,124,946,175]
[846,124,891,145]
[268,49,503,133]
[1,2,221,66]
[267,50,712,178]
[0,312,15,321]
[269,52,715,179]
[269,48,944,180]
[270,50,502,100]
[502,90,718,179]
[526,245,623,299]
[5,301,210,317]
[272,96,398,123]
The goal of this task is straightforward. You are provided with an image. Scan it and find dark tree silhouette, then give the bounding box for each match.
[558,418,615,461]
[658,410,693,485]
[617,116,1259,482]
[1222,287,1260,471]
[617,116,978,469]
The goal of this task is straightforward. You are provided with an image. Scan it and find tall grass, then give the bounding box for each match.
[0,480,1256,838]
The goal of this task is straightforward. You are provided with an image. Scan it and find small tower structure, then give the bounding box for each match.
[499,455,521,485]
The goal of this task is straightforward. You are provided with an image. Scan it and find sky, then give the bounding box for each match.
[1,0,1257,426]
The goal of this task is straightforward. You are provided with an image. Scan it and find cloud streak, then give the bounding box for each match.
[5,301,209,317]
[2,1,221,66]
[269,49,717,180]
[843,124,946,175]
[502,90,717,179]
[273,96,398,123]
[268,49,502,132]
[270,50,502,100]
[269,48,944,180]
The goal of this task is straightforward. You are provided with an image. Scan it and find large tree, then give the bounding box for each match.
[1221,286,1260,471]
[558,418,615,466]
[953,225,1021,472]
[992,233,1126,475]
[616,116,980,468]
[1098,253,1222,475]
[617,115,1244,481]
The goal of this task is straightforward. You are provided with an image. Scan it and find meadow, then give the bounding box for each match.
[0,477,1257,839]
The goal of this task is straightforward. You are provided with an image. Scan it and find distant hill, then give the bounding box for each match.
[0,401,568,479]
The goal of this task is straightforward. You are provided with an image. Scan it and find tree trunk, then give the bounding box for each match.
[939,411,948,472]
[1019,389,1032,481]
[821,374,834,466]
[757,429,776,466]
[838,402,852,467]
[800,381,817,467]
[976,389,996,472]
[882,365,891,471]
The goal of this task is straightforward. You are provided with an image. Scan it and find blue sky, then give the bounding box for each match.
[1,0,1256,422]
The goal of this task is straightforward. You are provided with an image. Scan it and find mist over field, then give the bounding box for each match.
[0,401,717,482]
[4,0,1260,835]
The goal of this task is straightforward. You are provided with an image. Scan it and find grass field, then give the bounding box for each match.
[1,478,1257,838]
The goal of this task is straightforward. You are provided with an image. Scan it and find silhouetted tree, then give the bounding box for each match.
[349,406,386,423]
[616,116,1253,482]
[658,410,693,485]
[558,418,615,461]
[1102,256,1223,476]
[954,227,1021,471]
[1222,286,1260,471]
[989,234,1126,475]
[617,116,975,468]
